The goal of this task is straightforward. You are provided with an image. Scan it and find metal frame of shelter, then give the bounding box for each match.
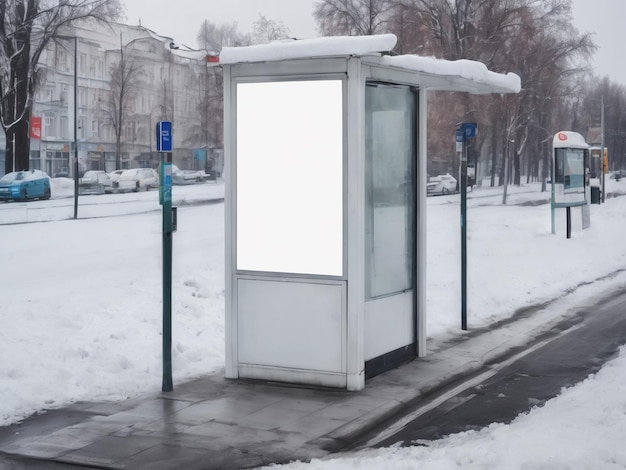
[220,34,520,391]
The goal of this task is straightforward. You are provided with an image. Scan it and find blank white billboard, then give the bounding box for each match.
[236,80,344,276]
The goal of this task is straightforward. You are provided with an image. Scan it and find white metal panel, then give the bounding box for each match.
[228,58,349,79]
[238,364,347,388]
[417,87,428,357]
[237,278,345,373]
[223,64,238,379]
[364,291,414,361]
[346,57,366,391]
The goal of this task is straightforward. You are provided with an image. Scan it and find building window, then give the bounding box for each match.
[79,53,87,74]
[78,117,85,140]
[56,50,67,70]
[44,116,55,138]
[60,117,68,139]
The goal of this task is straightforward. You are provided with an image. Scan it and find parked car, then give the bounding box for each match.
[53,167,70,178]
[0,169,51,202]
[113,168,159,193]
[78,170,112,195]
[171,164,207,185]
[427,174,457,196]
[108,169,124,184]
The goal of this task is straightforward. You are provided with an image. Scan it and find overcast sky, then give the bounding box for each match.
[122,0,625,84]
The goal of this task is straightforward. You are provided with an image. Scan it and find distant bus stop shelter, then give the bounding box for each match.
[220,34,520,391]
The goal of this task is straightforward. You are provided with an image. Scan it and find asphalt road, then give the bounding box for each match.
[368,289,626,447]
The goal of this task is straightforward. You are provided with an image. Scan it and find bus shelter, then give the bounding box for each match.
[220,34,520,391]
[551,131,591,237]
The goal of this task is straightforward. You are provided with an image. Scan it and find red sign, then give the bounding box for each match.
[30,116,42,140]
[558,132,568,141]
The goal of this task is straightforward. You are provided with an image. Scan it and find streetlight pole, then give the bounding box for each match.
[55,33,80,218]
[601,96,605,203]
[73,36,79,219]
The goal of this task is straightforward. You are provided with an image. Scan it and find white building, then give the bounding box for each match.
[29,21,216,177]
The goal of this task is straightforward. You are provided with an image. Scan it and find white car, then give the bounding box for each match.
[171,164,207,185]
[108,169,124,185]
[114,168,159,193]
[427,174,457,196]
[78,170,113,195]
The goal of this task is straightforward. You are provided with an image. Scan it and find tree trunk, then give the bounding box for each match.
[4,130,14,175]
[541,142,551,193]
[115,137,122,169]
[4,120,31,173]
[499,134,506,186]
[14,119,31,171]
[490,124,497,187]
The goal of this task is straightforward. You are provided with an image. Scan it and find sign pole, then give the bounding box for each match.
[551,151,556,234]
[461,132,468,331]
[459,123,476,331]
[161,152,173,392]
[157,121,174,392]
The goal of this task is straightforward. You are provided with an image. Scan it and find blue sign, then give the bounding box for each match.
[462,122,477,139]
[456,130,465,143]
[194,149,207,161]
[163,163,172,187]
[159,163,172,205]
[156,121,172,152]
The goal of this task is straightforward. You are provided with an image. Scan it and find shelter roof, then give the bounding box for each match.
[219,34,520,95]
[553,131,589,149]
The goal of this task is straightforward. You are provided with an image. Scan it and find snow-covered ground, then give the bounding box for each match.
[268,346,626,469]
[2,178,626,469]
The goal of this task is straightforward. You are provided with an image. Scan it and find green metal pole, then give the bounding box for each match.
[161,152,173,392]
[461,138,468,331]
[551,149,556,234]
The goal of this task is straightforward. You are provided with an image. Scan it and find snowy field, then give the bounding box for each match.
[2,178,626,469]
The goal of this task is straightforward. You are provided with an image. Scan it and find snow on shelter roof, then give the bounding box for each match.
[219,34,521,95]
[553,131,589,149]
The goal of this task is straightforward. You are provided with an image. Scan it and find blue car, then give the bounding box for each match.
[0,170,51,202]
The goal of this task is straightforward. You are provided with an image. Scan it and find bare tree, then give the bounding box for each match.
[195,20,253,160]
[314,0,391,36]
[194,16,287,162]
[499,1,594,187]
[251,14,291,43]
[196,20,250,52]
[0,0,121,174]
[101,36,144,169]
[384,0,594,190]
[574,77,626,173]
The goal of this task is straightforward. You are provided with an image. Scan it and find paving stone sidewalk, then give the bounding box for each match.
[0,302,575,470]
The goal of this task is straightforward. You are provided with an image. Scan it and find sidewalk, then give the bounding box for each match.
[0,295,582,470]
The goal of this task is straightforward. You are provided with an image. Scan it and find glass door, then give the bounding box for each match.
[364,82,417,378]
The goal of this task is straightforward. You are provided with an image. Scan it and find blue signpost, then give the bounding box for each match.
[157,121,174,392]
[156,120,172,152]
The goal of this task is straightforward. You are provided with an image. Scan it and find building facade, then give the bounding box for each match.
[23,21,215,177]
